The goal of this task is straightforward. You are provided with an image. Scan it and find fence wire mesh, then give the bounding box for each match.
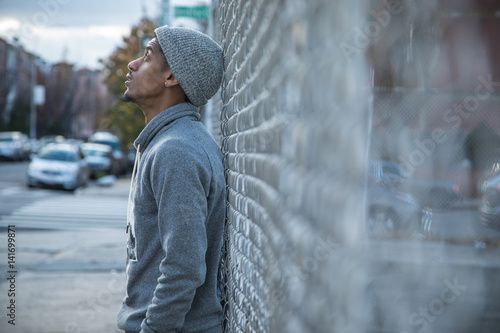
[209,0,500,332]
[212,1,369,332]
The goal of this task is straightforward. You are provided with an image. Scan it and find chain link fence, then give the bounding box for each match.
[208,0,500,332]
[211,0,369,332]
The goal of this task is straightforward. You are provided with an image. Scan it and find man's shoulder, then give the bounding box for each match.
[145,131,205,166]
[142,119,221,170]
[148,134,195,158]
[157,121,220,153]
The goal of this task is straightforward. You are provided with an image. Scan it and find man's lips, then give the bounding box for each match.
[125,73,132,85]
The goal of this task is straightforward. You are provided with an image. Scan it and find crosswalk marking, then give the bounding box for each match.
[0,196,128,230]
[0,186,48,198]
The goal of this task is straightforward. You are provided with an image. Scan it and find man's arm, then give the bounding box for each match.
[140,144,210,333]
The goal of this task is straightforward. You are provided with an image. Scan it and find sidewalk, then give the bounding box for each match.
[0,177,131,333]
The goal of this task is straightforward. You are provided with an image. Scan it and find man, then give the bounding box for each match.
[117,26,226,333]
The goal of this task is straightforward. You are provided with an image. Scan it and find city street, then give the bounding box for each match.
[0,161,129,332]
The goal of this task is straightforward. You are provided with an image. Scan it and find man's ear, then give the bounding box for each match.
[164,70,180,87]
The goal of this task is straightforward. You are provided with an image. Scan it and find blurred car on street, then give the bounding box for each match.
[480,161,500,230]
[126,143,136,172]
[89,132,127,175]
[367,163,432,238]
[370,160,463,209]
[27,142,90,191]
[367,183,432,238]
[81,142,118,178]
[38,135,65,148]
[64,138,84,147]
[28,138,41,158]
[0,131,30,161]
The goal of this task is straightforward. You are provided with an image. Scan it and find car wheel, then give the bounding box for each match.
[368,207,401,237]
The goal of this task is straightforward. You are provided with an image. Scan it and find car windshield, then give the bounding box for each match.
[0,137,14,142]
[92,140,120,150]
[39,149,78,162]
[83,149,110,158]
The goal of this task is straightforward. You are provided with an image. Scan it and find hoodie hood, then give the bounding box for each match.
[134,102,200,153]
[127,102,201,238]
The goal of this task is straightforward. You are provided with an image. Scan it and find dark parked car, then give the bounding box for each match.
[81,142,118,178]
[89,132,127,175]
[27,143,89,191]
[367,180,431,238]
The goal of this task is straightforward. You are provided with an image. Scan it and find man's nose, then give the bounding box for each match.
[128,58,141,71]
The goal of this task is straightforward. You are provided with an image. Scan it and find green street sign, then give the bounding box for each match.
[174,6,209,20]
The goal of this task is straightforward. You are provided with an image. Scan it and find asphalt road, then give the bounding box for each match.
[0,162,67,216]
[0,161,29,185]
[0,161,129,231]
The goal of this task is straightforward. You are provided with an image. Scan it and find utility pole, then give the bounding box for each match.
[30,55,45,139]
[161,0,171,26]
[29,55,36,139]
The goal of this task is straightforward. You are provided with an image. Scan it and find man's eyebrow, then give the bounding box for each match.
[145,46,154,53]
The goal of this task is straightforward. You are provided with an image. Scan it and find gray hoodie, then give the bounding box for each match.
[117,103,226,333]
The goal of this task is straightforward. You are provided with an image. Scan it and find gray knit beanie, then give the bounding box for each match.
[154,26,223,107]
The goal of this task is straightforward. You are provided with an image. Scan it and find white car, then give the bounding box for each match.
[27,143,90,191]
[0,131,30,161]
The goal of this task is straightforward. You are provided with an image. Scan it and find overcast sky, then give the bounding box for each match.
[0,0,162,69]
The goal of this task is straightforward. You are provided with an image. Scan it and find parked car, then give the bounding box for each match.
[479,162,500,230]
[370,160,408,185]
[0,131,30,161]
[64,138,84,147]
[80,142,118,178]
[27,143,89,191]
[28,139,40,157]
[38,135,65,148]
[370,160,462,209]
[89,132,127,175]
[367,163,432,238]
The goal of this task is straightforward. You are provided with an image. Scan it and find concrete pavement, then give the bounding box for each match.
[0,177,130,333]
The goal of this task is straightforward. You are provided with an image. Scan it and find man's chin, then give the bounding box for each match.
[120,92,134,103]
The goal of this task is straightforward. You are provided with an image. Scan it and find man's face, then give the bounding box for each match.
[122,38,168,104]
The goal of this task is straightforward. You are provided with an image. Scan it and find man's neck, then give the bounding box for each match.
[139,95,187,125]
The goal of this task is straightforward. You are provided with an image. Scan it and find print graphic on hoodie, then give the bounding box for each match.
[126,147,141,262]
[127,200,137,261]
